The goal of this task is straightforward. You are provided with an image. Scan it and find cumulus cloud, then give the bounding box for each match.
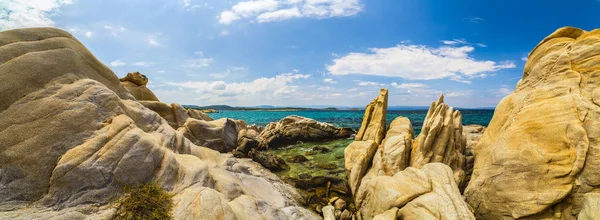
[163,73,310,104]
[218,0,362,24]
[521,56,528,61]
[442,39,467,45]
[132,62,153,67]
[84,31,92,38]
[327,44,516,83]
[110,60,126,67]
[0,0,73,30]
[323,78,337,84]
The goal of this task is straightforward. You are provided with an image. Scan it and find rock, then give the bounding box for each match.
[323,205,336,220]
[295,176,345,190]
[140,101,213,129]
[259,115,355,149]
[376,116,413,176]
[334,198,346,210]
[340,209,353,220]
[312,146,331,153]
[0,27,317,220]
[179,118,238,153]
[355,89,388,145]
[248,150,288,171]
[315,162,337,170]
[298,173,312,179]
[461,124,485,191]
[465,27,600,219]
[287,155,309,163]
[119,71,159,101]
[372,207,398,220]
[356,163,474,220]
[578,193,600,220]
[344,140,378,195]
[411,94,467,186]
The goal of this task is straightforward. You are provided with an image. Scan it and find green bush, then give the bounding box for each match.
[113,182,173,220]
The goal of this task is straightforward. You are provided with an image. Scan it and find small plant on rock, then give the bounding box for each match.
[113,182,173,220]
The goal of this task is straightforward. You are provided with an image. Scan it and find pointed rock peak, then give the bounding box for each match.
[437,93,444,104]
[355,88,388,144]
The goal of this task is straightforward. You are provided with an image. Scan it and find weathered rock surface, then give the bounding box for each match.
[376,116,413,176]
[0,28,317,219]
[465,26,600,219]
[461,124,485,191]
[356,163,474,220]
[344,140,378,195]
[140,101,213,129]
[355,89,388,145]
[119,71,159,101]
[578,193,600,220]
[259,115,355,149]
[179,118,239,153]
[411,94,467,187]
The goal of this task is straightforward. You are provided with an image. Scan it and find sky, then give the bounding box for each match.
[1,0,600,108]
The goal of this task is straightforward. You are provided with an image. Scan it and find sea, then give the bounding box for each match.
[207,109,495,135]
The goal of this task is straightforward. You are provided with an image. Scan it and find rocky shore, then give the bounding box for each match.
[1,26,600,220]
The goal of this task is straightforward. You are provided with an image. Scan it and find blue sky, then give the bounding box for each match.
[2,0,599,107]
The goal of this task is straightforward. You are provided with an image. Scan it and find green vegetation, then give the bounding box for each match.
[113,182,173,220]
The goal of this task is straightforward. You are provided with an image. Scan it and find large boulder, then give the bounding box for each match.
[259,115,355,149]
[0,28,317,219]
[465,27,600,219]
[119,71,159,101]
[410,94,467,187]
[355,163,475,220]
[179,118,239,153]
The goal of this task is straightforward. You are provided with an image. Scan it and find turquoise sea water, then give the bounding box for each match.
[208,109,494,134]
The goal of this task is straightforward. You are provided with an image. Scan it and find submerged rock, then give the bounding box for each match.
[259,115,355,149]
[465,27,600,219]
[287,155,309,163]
[0,27,317,219]
[119,71,159,101]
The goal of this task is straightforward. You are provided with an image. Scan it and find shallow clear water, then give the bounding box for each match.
[209,109,494,135]
[271,138,353,181]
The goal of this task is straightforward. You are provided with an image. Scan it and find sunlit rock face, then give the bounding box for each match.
[344,90,474,220]
[465,27,600,219]
[411,94,468,188]
[0,27,318,220]
[119,71,159,101]
[259,115,355,149]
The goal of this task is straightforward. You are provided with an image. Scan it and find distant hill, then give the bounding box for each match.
[182,104,495,111]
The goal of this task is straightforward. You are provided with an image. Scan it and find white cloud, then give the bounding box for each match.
[220,30,230,36]
[194,51,204,56]
[446,91,473,97]
[164,73,310,104]
[219,11,241,24]
[442,39,467,45]
[257,7,302,23]
[110,60,126,67]
[327,44,516,82]
[317,86,333,91]
[103,24,126,37]
[521,56,528,61]
[209,67,247,79]
[148,36,161,46]
[182,58,214,68]
[218,0,362,24]
[324,78,337,84]
[0,0,73,31]
[495,86,513,97]
[391,82,429,89]
[84,31,92,38]
[355,80,382,87]
[465,16,484,23]
[132,62,153,67]
[476,43,487,47]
